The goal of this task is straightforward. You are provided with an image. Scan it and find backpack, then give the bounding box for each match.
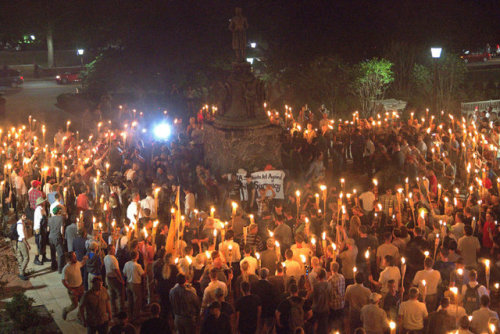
[9,222,19,241]
[288,297,304,332]
[115,237,129,271]
[463,284,480,314]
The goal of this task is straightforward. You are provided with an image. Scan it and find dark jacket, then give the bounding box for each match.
[425,309,455,334]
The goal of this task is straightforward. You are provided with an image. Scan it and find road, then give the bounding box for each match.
[0,79,77,136]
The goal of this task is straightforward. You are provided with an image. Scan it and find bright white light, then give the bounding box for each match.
[30,35,35,40]
[77,49,84,56]
[431,47,442,58]
[250,42,257,48]
[246,57,254,64]
[153,123,171,140]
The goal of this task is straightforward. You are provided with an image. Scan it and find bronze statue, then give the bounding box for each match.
[229,7,248,62]
[212,7,268,128]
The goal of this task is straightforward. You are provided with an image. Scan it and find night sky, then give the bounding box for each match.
[0,0,498,63]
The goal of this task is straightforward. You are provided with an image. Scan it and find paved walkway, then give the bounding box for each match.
[7,236,86,333]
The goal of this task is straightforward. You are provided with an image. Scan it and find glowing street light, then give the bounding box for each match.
[77,48,85,67]
[430,47,442,59]
[250,42,257,48]
[430,47,442,115]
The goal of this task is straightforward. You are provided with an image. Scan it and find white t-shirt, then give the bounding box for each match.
[104,254,119,278]
[283,259,302,278]
[16,219,25,241]
[240,256,258,275]
[399,299,428,330]
[62,261,83,288]
[413,269,441,295]
[124,169,136,181]
[219,240,241,263]
[291,244,313,269]
[123,260,144,284]
[359,191,376,212]
[378,266,401,294]
[202,280,228,308]
[184,193,195,215]
[34,206,43,230]
[140,196,155,217]
[126,202,139,224]
[376,243,400,269]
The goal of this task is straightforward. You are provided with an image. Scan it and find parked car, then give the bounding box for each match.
[56,72,80,84]
[461,51,492,63]
[0,69,24,87]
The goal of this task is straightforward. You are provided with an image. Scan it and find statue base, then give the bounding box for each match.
[203,122,282,175]
[213,61,269,129]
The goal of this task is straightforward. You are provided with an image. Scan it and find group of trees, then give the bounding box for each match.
[276,46,467,116]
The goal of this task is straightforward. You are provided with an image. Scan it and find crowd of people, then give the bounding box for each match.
[6,105,500,334]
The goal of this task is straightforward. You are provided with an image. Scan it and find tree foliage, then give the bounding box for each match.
[277,56,355,113]
[353,58,394,115]
[383,41,419,99]
[409,53,466,111]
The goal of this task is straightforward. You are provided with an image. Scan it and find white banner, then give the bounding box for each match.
[251,170,285,199]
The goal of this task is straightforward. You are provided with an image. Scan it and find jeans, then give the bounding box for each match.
[34,231,42,256]
[106,276,125,315]
[49,238,64,273]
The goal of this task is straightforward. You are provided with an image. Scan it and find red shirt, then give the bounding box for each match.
[28,188,43,209]
[482,220,496,248]
[76,193,90,211]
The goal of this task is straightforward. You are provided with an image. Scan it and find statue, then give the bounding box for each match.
[204,7,282,174]
[215,63,267,125]
[229,7,248,62]
[212,7,268,128]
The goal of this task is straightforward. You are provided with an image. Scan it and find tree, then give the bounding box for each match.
[409,53,466,111]
[384,41,419,99]
[353,58,394,116]
[436,53,467,111]
[409,63,432,109]
[277,56,354,113]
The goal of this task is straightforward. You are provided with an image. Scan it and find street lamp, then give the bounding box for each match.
[250,42,257,48]
[430,47,442,116]
[77,49,84,67]
[430,47,442,59]
[246,57,254,64]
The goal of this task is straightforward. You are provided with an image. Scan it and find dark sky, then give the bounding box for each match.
[1,0,498,62]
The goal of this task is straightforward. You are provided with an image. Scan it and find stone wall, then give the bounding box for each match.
[203,123,282,175]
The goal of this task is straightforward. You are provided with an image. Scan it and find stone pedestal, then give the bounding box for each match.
[203,123,282,175]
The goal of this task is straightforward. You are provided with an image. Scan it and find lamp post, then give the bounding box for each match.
[77,48,85,67]
[430,47,442,117]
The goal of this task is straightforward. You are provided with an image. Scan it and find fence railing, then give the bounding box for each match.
[461,99,500,114]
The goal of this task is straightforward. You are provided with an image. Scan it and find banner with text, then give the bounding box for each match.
[251,170,286,199]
